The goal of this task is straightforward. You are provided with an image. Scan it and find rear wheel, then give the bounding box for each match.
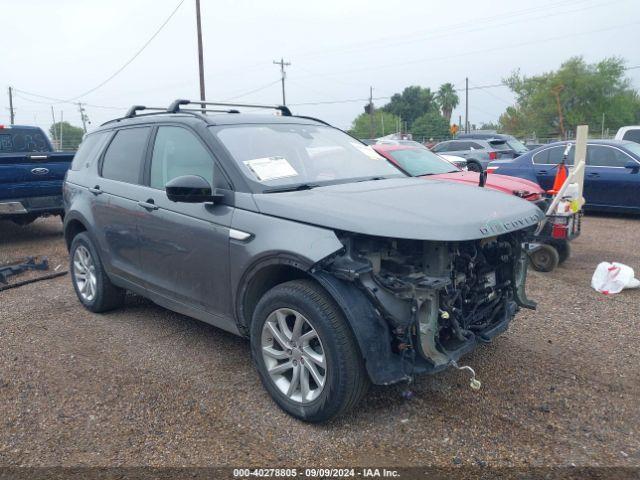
[529,244,560,272]
[467,160,482,172]
[70,232,124,312]
[250,280,369,422]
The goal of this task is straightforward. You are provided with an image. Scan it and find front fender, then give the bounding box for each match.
[310,270,412,385]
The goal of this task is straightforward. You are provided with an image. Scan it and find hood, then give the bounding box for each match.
[427,171,543,197]
[253,178,544,241]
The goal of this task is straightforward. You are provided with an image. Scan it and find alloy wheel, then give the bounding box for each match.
[73,245,97,302]
[261,308,326,403]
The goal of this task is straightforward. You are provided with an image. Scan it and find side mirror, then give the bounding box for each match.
[165,175,219,203]
[624,160,640,173]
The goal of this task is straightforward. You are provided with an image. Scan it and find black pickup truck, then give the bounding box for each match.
[0,125,75,225]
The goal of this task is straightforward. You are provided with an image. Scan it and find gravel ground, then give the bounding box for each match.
[0,214,638,468]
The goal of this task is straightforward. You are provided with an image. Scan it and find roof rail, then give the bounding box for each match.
[167,99,292,116]
[124,105,166,118]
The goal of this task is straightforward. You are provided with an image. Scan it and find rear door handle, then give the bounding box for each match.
[88,186,102,195]
[587,172,600,177]
[137,200,158,211]
[538,170,548,175]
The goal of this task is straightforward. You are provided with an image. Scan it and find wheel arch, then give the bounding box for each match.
[235,255,409,385]
[63,213,90,250]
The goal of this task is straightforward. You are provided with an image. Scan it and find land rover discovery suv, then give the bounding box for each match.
[63,100,544,422]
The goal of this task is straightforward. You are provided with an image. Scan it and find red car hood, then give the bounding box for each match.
[424,172,543,200]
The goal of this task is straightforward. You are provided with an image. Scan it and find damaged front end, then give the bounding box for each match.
[316,231,535,381]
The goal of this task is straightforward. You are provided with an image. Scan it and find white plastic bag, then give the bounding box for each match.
[591,262,640,295]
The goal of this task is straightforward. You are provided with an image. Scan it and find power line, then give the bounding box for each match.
[65,0,186,102]
[222,79,281,101]
[290,0,593,62]
[297,20,640,78]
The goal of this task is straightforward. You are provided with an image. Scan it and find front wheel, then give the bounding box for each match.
[250,280,369,422]
[467,161,482,172]
[529,244,560,272]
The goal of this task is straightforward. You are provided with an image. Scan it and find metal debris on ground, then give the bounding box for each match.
[0,256,67,292]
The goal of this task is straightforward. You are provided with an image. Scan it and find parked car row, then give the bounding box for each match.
[488,140,640,213]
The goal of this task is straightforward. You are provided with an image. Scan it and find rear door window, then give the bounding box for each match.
[533,146,575,165]
[587,145,630,168]
[70,132,110,171]
[101,127,151,184]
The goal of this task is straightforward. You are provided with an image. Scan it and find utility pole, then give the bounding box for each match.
[8,87,15,125]
[551,84,565,139]
[59,111,64,151]
[464,77,469,133]
[50,106,58,149]
[273,58,291,105]
[195,0,206,110]
[458,115,462,135]
[601,112,605,138]
[368,86,374,139]
[77,102,89,133]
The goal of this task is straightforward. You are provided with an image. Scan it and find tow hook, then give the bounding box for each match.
[450,360,482,390]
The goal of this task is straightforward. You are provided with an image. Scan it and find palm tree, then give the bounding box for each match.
[436,83,459,123]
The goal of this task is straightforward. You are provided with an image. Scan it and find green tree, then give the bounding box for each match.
[349,110,401,139]
[49,122,84,150]
[382,86,438,126]
[499,56,640,138]
[436,83,459,123]
[477,121,500,131]
[410,111,450,141]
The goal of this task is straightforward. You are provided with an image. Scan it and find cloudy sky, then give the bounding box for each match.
[2,0,639,135]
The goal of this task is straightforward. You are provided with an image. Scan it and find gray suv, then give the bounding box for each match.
[432,139,505,172]
[63,100,543,422]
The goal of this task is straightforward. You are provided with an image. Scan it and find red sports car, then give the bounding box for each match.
[372,144,544,203]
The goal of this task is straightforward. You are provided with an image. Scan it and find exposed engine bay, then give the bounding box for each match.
[322,231,535,372]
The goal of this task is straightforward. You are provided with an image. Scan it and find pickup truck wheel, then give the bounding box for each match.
[70,232,124,313]
[467,161,482,172]
[529,244,560,272]
[251,280,369,422]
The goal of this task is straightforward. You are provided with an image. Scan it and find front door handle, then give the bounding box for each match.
[587,172,600,177]
[137,200,158,211]
[88,185,102,195]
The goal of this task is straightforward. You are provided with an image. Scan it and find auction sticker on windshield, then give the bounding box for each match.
[244,156,299,181]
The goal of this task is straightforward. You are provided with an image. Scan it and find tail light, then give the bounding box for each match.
[486,166,499,174]
[489,151,497,160]
[552,223,568,239]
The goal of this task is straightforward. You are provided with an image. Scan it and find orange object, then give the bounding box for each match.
[547,162,568,195]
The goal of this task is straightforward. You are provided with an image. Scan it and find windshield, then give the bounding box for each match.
[505,137,529,153]
[386,148,460,176]
[214,124,403,188]
[623,142,640,158]
[0,128,50,153]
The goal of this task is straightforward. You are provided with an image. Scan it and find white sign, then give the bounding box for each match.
[243,156,298,181]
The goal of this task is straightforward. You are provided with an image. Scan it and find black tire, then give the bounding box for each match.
[250,279,369,423]
[529,244,560,272]
[467,161,482,172]
[69,232,124,313]
[550,240,571,264]
[11,214,37,226]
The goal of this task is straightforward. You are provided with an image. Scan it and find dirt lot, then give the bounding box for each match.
[0,214,639,468]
